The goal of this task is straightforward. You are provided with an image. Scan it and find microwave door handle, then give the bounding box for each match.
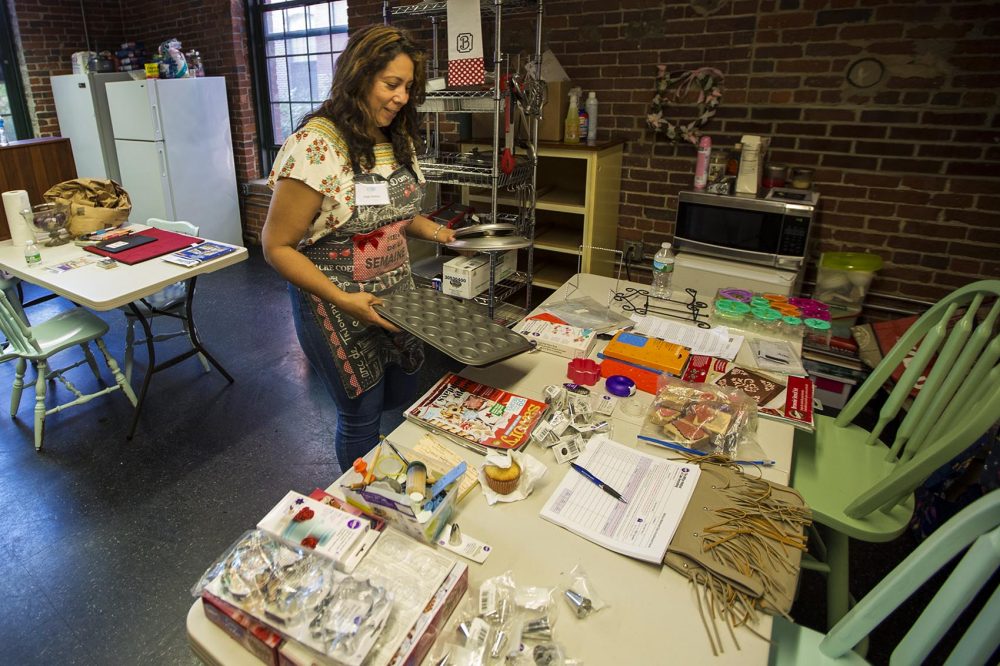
[673,239,783,268]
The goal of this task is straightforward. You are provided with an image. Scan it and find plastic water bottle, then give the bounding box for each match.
[24,239,41,265]
[651,242,675,299]
[0,118,9,147]
[585,92,598,145]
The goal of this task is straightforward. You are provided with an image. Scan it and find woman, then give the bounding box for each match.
[262,25,456,470]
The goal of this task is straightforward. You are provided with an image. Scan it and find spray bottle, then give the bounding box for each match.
[694,135,712,190]
[564,91,580,144]
[585,92,599,145]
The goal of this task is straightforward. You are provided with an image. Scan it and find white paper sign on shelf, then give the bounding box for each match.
[447,0,485,86]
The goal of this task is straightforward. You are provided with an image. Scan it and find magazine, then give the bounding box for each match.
[405,372,547,454]
[682,355,815,431]
[162,241,236,267]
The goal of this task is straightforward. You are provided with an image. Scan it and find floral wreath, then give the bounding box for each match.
[647,65,724,145]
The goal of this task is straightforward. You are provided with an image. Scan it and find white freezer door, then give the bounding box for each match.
[50,74,117,179]
[106,80,162,141]
[114,139,174,224]
[154,78,243,246]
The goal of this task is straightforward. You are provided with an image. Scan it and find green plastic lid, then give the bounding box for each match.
[820,252,883,272]
[716,299,751,315]
[782,316,802,326]
[752,308,782,322]
[804,317,831,330]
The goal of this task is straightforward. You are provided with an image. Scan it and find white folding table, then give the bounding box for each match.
[185,272,799,664]
[0,231,247,438]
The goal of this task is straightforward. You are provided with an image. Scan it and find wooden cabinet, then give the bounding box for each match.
[463,139,623,291]
[0,138,77,241]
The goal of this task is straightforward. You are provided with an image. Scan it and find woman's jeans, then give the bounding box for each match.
[289,285,418,470]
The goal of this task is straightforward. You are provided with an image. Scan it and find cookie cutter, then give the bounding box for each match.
[567,357,600,385]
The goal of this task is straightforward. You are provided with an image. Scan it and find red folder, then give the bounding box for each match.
[83,227,202,265]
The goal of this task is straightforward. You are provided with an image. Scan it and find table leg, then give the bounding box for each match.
[126,301,156,440]
[124,277,235,439]
[183,277,234,383]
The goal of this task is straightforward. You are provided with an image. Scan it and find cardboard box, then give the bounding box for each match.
[600,331,690,376]
[441,250,516,299]
[538,79,570,143]
[514,315,597,359]
[341,480,458,545]
[471,79,570,143]
[202,591,283,666]
[387,562,468,666]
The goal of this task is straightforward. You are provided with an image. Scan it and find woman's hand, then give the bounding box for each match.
[335,291,401,332]
[434,225,457,244]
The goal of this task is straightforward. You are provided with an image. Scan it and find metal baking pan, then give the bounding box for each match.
[452,222,519,238]
[374,288,533,366]
[446,235,532,250]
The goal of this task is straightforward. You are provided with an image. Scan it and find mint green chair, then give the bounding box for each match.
[0,291,137,450]
[792,279,1000,627]
[769,489,1000,665]
[121,218,210,383]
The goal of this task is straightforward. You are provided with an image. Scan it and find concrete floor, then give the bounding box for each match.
[0,247,964,664]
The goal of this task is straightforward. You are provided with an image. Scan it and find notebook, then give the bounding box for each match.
[84,227,202,265]
[94,234,157,253]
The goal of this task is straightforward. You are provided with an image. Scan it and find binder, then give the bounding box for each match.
[84,227,201,265]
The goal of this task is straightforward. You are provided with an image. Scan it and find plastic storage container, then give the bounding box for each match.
[814,252,883,312]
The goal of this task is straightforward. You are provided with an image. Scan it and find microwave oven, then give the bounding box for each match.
[673,190,816,271]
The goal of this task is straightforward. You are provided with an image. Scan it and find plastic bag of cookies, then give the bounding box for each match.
[638,375,757,458]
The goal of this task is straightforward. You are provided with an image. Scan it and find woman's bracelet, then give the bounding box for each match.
[433,224,445,243]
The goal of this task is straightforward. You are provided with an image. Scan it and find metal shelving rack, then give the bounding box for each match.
[385,0,544,322]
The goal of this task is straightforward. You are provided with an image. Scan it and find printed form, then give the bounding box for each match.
[630,315,743,360]
[540,435,701,563]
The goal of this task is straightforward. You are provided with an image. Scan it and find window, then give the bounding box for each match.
[0,1,31,140]
[249,0,349,173]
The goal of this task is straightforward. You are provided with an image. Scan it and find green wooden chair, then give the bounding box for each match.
[0,291,137,450]
[791,279,1000,627]
[121,218,211,383]
[769,488,1000,665]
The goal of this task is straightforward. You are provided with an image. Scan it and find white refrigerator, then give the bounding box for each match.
[50,72,133,181]
[105,77,243,247]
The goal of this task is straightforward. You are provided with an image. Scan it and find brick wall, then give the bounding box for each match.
[541,0,1000,302]
[7,0,123,136]
[11,0,999,301]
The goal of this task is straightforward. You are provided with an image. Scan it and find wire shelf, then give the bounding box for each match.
[419,152,534,188]
[417,94,498,113]
[391,0,538,18]
[474,271,529,307]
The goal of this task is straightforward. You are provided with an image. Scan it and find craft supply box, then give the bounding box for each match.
[340,482,457,545]
[514,316,597,359]
[442,250,516,299]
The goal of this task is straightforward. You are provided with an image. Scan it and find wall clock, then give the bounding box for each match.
[846,58,885,88]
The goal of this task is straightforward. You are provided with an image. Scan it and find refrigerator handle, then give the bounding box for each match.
[151,103,161,138]
[158,146,168,178]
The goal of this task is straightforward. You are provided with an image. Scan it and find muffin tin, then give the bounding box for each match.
[375,287,533,366]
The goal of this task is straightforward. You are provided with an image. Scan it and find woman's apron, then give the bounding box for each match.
[299,165,425,398]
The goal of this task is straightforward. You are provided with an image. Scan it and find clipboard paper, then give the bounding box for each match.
[539,435,700,563]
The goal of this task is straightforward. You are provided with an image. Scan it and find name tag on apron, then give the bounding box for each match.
[356,182,390,206]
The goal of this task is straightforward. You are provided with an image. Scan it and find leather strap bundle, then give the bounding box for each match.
[663,459,811,656]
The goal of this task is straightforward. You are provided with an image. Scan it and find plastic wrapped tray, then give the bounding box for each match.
[375,288,533,366]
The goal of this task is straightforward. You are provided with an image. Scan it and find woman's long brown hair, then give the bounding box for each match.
[298,25,427,173]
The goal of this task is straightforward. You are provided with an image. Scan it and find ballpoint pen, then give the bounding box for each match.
[570,463,627,503]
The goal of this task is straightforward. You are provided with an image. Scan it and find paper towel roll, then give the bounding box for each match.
[3,190,32,246]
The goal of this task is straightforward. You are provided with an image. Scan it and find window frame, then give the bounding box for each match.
[0,1,32,139]
[247,0,349,176]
